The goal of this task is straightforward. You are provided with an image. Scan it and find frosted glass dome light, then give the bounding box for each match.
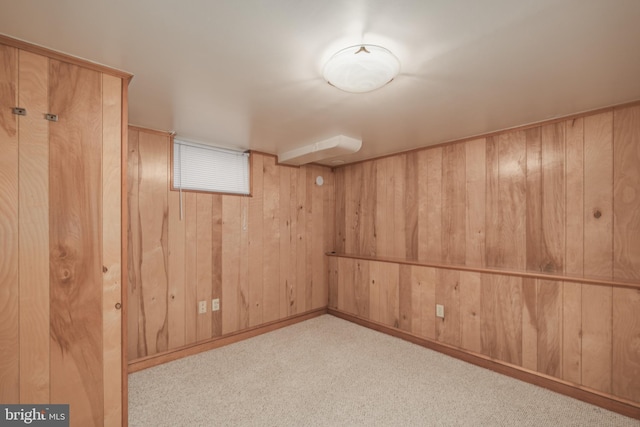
[323,44,400,93]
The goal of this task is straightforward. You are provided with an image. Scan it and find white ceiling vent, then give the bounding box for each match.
[277,135,362,166]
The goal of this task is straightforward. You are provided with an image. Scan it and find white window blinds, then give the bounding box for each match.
[173,139,250,195]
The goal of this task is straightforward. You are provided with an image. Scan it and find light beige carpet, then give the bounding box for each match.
[129,315,638,426]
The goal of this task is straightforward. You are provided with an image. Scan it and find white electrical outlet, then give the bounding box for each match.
[212,298,220,311]
[436,304,445,318]
[198,300,207,314]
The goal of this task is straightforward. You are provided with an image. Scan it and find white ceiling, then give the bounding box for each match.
[2,0,640,165]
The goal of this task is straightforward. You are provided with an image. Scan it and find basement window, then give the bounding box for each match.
[173,139,250,195]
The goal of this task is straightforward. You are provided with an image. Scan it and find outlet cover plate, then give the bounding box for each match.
[198,300,207,314]
[436,304,444,318]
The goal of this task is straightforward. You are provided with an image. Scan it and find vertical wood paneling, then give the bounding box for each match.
[612,287,640,402]
[369,261,381,323]
[101,73,122,426]
[410,266,436,340]
[130,147,333,354]
[481,274,523,365]
[279,167,292,318]
[436,269,461,346]
[287,170,299,314]
[500,132,527,270]
[18,50,49,403]
[465,139,486,266]
[527,125,566,273]
[0,44,19,403]
[459,271,481,353]
[262,156,280,322]
[405,154,419,260]
[374,158,390,257]
[1,43,125,422]
[417,150,429,260]
[238,197,250,329]
[295,167,307,313]
[196,194,213,341]
[501,275,524,366]
[354,260,370,317]
[137,131,169,354]
[485,137,501,267]
[127,129,141,358]
[305,167,315,310]
[564,118,585,383]
[425,148,442,261]
[565,118,584,275]
[582,284,612,393]
[49,60,103,425]
[329,105,640,407]
[613,105,640,280]
[222,196,240,334]
[562,282,582,384]
[168,146,186,347]
[584,112,613,278]
[540,123,565,273]
[372,261,399,328]
[338,257,355,314]
[310,166,326,309]
[184,192,198,345]
[248,155,264,325]
[211,195,223,337]
[356,162,377,255]
[328,256,338,309]
[343,163,356,254]
[392,155,407,258]
[398,265,412,332]
[442,144,466,264]
[383,262,400,328]
[487,132,527,269]
[334,168,346,253]
[322,167,335,306]
[521,278,538,371]
[536,280,562,377]
[526,128,543,271]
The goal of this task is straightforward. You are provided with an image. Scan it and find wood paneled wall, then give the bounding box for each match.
[335,106,640,281]
[332,105,640,407]
[127,128,335,360]
[0,41,125,426]
[329,257,640,404]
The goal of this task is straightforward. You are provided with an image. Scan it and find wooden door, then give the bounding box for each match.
[0,42,124,427]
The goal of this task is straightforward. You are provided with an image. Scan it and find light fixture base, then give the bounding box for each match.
[323,44,400,93]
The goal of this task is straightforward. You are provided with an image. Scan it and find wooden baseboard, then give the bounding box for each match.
[328,309,640,420]
[128,308,327,373]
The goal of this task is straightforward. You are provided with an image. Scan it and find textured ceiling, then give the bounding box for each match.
[2,0,640,164]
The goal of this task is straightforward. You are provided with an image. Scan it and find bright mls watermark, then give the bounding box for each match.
[0,405,68,426]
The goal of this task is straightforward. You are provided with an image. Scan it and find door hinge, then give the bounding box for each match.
[12,107,26,116]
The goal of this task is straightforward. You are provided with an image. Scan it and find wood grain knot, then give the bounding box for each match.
[103,265,108,273]
[593,209,602,219]
[115,302,122,310]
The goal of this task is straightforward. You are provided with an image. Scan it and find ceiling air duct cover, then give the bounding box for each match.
[277,135,362,166]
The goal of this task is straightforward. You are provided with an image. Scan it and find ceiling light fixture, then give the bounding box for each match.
[323,44,400,93]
